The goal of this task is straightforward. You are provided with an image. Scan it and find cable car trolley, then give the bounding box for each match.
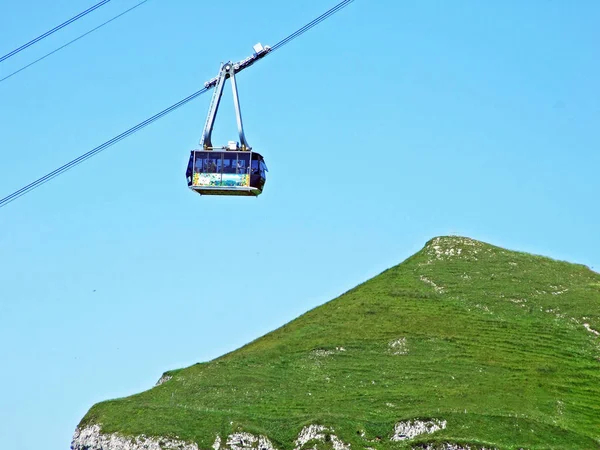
[186,43,270,197]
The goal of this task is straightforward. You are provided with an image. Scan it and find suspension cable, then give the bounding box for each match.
[0,88,209,208]
[0,0,112,63]
[270,0,354,52]
[0,0,354,209]
[0,0,150,84]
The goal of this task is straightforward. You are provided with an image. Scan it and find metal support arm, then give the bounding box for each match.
[199,43,271,150]
[229,68,249,149]
[199,63,227,150]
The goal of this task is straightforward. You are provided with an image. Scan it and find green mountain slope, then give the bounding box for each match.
[74,236,600,450]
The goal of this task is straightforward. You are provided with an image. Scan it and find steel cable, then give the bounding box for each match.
[270,0,354,52]
[0,0,112,63]
[0,0,150,84]
[0,88,208,207]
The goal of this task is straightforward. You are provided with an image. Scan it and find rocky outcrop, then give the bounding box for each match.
[392,419,447,441]
[155,374,172,386]
[388,337,408,355]
[71,424,199,450]
[72,427,280,450]
[293,424,350,450]
[218,432,277,450]
[73,418,452,450]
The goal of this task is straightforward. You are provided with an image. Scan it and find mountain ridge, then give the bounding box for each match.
[72,236,600,450]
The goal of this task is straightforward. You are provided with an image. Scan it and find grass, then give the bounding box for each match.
[78,236,600,449]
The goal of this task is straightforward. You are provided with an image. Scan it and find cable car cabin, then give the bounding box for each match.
[186,149,267,196]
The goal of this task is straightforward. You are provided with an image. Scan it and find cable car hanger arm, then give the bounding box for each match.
[199,44,270,150]
[199,63,227,150]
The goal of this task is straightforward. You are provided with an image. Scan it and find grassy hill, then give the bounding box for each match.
[74,236,600,450]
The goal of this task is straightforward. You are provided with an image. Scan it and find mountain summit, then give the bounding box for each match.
[72,236,600,450]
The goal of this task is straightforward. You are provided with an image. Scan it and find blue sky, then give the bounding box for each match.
[0,0,599,448]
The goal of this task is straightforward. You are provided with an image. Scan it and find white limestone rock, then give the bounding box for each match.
[224,432,277,450]
[424,237,482,264]
[155,374,173,386]
[391,419,447,441]
[420,276,445,294]
[71,424,199,450]
[311,347,346,358]
[389,337,408,355]
[294,425,350,450]
[72,426,281,450]
[584,323,600,336]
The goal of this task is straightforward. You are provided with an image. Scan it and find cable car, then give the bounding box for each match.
[187,145,267,196]
[186,44,270,197]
